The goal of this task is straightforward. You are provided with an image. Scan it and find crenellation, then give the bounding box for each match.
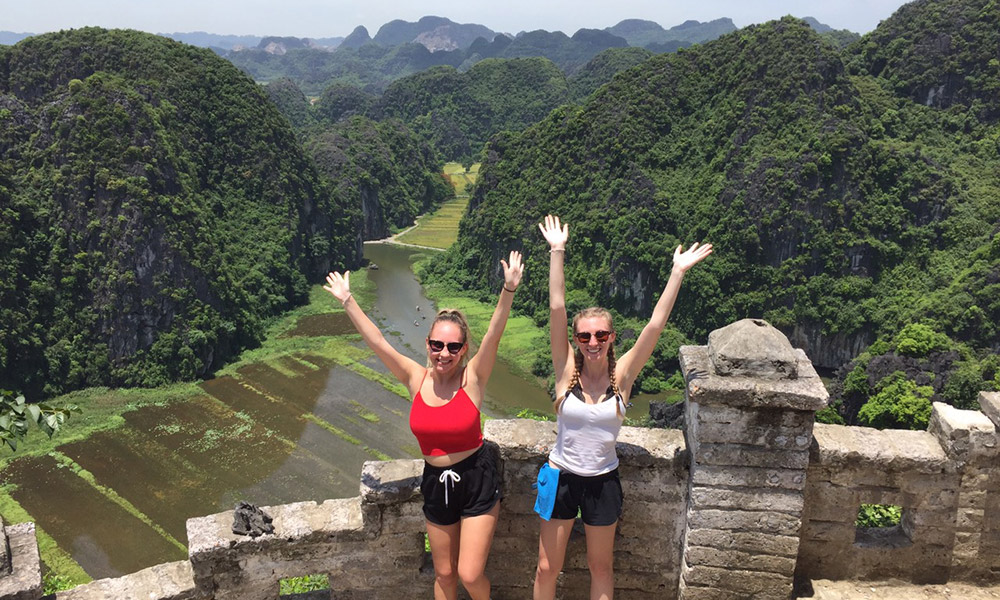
[17,319,1000,599]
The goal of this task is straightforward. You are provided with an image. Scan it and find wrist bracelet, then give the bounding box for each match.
[503,285,516,293]
[550,248,565,253]
[341,293,353,305]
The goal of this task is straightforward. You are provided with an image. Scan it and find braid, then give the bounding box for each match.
[607,343,620,398]
[565,349,585,399]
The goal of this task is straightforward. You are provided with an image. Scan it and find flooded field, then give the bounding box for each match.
[0,242,552,581]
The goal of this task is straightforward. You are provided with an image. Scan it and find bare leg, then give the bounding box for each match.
[533,518,574,600]
[456,501,500,600]
[426,519,460,600]
[584,521,617,600]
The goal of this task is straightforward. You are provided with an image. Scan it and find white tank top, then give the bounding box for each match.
[549,385,626,476]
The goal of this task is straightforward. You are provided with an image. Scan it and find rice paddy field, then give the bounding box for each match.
[394,163,478,249]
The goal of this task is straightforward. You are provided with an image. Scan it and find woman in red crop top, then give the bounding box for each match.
[324,250,523,600]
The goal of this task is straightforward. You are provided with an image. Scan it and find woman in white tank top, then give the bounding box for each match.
[534,214,712,600]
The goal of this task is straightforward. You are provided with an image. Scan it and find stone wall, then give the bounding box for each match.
[3,321,998,600]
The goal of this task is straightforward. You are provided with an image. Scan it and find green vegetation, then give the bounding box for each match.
[856,503,903,528]
[280,574,331,594]
[304,116,453,239]
[0,28,360,398]
[420,8,1000,426]
[1,390,78,452]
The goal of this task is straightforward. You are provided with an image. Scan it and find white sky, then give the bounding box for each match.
[0,0,913,38]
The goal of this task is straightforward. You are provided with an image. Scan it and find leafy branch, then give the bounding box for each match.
[0,390,80,452]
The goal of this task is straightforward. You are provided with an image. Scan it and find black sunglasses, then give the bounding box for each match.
[574,330,612,344]
[428,339,465,353]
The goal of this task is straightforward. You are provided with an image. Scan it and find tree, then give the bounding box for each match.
[0,390,78,451]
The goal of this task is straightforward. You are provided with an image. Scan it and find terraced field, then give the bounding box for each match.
[394,163,478,249]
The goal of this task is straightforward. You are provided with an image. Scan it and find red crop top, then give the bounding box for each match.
[409,372,483,456]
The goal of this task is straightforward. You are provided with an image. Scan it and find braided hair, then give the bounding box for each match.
[566,307,620,400]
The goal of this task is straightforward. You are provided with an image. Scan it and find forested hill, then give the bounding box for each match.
[0,28,360,398]
[422,3,1000,413]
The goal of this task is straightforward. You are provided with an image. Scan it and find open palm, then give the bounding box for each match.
[538,214,569,249]
[673,242,713,273]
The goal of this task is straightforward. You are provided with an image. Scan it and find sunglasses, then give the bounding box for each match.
[574,330,612,344]
[428,339,466,353]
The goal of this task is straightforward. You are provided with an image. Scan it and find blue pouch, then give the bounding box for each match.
[532,463,560,520]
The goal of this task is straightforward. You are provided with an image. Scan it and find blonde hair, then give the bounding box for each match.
[427,308,471,367]
[566,307,619,398]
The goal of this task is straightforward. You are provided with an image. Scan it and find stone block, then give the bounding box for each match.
[678,585,745,600]
[682,563,792,596]
[686,509,802,536]
[706,319,801,379]
[680,345,828,412]
[616,426,688,468]
[980,391,1000,427]
[692,464,806,491]
[689,486,804,514]
[0,522,42,600]
[375,500,425,534]
[359,459,422,505]
[684,528,800,558]
[618,465,688,502]
[798,520,855,545]
[695,443,809,469]
[56,561,201,600]
[928,402,999,462]
[694,421,813,450]
[811,424,949,474]
[484,419,556,462]
[685,546,796,576]
[694,404,814,429]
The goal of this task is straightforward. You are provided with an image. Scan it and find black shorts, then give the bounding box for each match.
[550,467,623,526]
[420,444,502,526]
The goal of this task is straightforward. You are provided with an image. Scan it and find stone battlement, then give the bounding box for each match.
[2,319,998,600]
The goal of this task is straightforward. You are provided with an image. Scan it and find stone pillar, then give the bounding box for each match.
[0,519,43,600]
[929,394,1000,579]
[677,319,828,600]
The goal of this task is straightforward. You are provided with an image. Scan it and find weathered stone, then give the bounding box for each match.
[682,563,792,596]
[359,459,422,504]
[484,418,555,461]
[685,528,800,558]
[695,443,809,469]
[0,514,10,578]
[693,420,813,450]
[980,391,1000,428]
[686,509,802,536]
[690,486,805,514]
[685,546,796,576]
[692,464,806,491]
[56,561,201,600]
[695,404,814,429]
[929,402,999,462]
[707,319,801,379]
[0,522,42,600]
[811,423,950,473]
[680,345,829,411]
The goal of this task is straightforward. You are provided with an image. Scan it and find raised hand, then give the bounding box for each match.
[323,271,352,304]
[501,250,524,291]
[537,214,568,250]
[672,242,713,273]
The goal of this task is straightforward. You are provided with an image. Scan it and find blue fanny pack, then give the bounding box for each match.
[532,462,560,520]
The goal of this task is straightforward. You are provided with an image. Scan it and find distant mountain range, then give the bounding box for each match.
[0,14,850,52]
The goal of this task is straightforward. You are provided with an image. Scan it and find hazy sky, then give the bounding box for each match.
[1,0,914,38]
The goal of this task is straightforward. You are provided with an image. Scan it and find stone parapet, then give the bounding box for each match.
[1,516,10,579]
[0,522,42,600]
[55,561,201,600]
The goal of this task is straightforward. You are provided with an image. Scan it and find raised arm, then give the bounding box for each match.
[468,250,524,388]
[615,242,713,393]
[538,215,574,387]
[323,271,423,388]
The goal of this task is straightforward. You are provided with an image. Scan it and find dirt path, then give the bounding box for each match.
[806,580,1000,599]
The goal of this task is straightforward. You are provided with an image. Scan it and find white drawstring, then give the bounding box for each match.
[438,469,461,506]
